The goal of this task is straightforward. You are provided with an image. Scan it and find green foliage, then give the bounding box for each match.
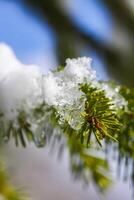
[0,164,27,200]
[79,83,120,146]
[33,106,112,190]
[46,112,112,190]
[0,111,34,148]
[117,87,134,158]
[67,135,111,191]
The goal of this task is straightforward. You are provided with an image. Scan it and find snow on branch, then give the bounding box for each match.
[0,43,129,147]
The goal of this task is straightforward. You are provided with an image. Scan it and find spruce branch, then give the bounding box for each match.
[79,83,120,146]
[43,108,112,190]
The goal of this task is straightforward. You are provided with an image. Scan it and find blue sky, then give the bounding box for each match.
[65,0,112,42]
[0,0,56,71]
[0,0,111,77]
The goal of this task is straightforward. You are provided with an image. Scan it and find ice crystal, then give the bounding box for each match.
[42,57,96,129]
[42,57,96,107]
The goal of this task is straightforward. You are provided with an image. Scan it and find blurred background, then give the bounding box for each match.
[0,0,134,199]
